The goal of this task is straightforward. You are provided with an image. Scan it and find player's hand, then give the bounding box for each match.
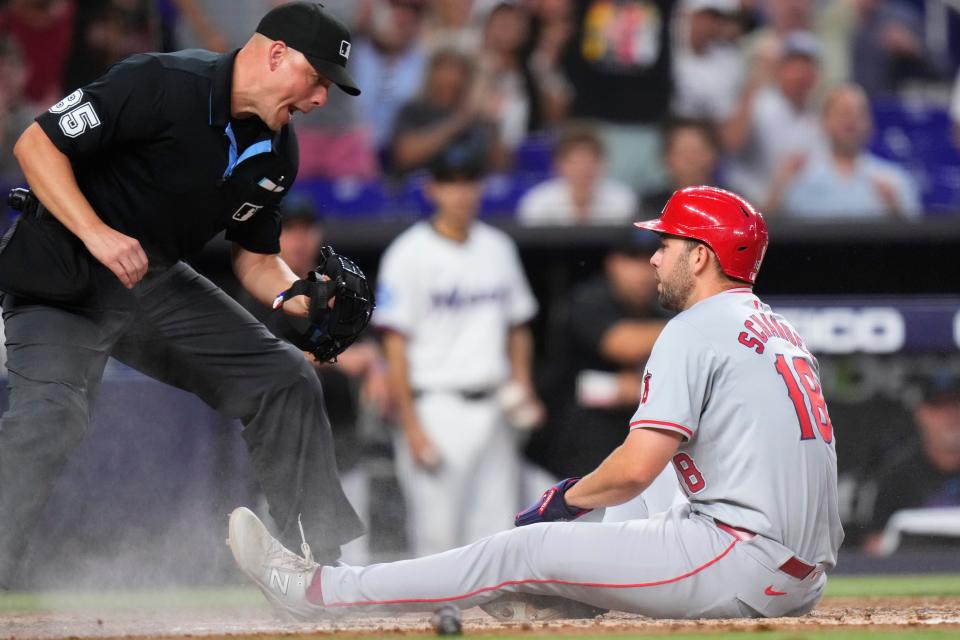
[404,423,442,472]
[361,364,393,419]
[515,478,592,527]
[81,224,148,289]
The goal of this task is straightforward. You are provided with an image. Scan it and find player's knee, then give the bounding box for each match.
[2,388,90,448]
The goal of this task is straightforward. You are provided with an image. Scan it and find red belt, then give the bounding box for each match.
[714,520,815,580]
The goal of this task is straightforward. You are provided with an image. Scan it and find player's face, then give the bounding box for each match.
[265,47,331,130]
[428,178,482,227]
[650,237,696,312]
[915,395,960,455]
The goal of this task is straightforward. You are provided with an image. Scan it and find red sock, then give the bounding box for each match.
[306,567,325,605]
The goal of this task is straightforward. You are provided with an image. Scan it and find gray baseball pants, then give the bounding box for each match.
[315,504,827,619]
[0,261,363,588]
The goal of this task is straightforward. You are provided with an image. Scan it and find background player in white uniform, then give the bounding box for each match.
[228,186,844,620]
[373,144,541,556]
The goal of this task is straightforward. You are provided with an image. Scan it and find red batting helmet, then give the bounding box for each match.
[634,186,769,284]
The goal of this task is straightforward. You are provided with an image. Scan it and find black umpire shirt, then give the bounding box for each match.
[34,50,298,263]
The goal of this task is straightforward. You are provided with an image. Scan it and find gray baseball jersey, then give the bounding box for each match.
[629,287,843,568]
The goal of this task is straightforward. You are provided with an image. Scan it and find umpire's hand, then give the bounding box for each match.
[82,223,148,288]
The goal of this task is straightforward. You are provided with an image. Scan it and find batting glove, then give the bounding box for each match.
[515,477,592,527]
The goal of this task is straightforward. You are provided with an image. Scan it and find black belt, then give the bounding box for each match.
[412,388,497,401]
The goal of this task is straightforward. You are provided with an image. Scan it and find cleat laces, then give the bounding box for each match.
[297,512,315,565]
[261,513,316,574]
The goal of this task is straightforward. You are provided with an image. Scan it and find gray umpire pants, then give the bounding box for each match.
[0,261,364,588]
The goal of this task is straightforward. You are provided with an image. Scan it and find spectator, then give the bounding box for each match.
[517,122,637,225]
[671,0,745,123]
[863,366,960,555]
[521,0,574,127]
[474,2,538,151]
[61,0,160,91]
[641,117,722,214]
[351,0,428,153]
[389,47,501,176]
[374,143,542,555]
[0,33,33,185]
[0,0,76,108]
[173,1,361,51]
[743,0,855,89]
[740,0,814,74]
[526,232,669,479]
[723,30,825,207]
[419,0,498,54]
[560,0,677,194]
[771,83,921,219]
[851,0,940,97]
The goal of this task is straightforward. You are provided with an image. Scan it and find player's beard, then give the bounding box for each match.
[658,258,694,312]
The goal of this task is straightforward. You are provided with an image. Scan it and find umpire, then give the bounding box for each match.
[0,2,366,588]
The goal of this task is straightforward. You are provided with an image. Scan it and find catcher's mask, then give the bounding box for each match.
[274,246,375,362]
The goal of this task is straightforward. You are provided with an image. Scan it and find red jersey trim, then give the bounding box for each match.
[629,419,694,439]
[725,287,754,294]
[319,539,739,608]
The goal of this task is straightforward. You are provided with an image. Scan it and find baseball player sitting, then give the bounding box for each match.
[227,186,843,621]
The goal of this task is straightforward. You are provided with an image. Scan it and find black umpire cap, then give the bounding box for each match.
[256,2,361,96]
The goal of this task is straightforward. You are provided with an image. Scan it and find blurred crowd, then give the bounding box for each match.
[2,0,959,221]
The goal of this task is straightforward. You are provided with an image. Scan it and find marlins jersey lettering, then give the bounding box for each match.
[629,288,844,568]
[373,221,538,390]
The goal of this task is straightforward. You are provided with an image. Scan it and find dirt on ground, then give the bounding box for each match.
[1,597,959,639]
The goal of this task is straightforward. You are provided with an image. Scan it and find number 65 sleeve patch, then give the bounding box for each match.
[49,90,102,138]
[36,54,165,159]
[58,103,101,138]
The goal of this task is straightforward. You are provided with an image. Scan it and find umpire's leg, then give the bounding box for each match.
[0,297,121,588]
[109,263,364,563]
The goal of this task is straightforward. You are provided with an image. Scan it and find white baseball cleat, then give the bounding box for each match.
[227,506,326,620]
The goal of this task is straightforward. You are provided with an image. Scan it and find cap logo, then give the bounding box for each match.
[339,40,351,59]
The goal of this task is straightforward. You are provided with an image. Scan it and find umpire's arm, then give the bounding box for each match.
[231,245,308,317]
[13,123,148,289]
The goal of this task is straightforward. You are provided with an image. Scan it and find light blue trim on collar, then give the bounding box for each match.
[223,122,273,179]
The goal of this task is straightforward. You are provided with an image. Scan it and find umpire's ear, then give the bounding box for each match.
[266,37,289,72]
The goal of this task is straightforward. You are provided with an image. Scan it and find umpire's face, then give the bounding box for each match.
[261,41,332,130]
